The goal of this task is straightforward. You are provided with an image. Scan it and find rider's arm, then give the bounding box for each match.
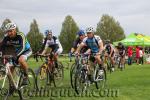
[71,38,80,53]
[76,43,85,54]
[109,44,114,56]
[41,40,49,55]
[76,38,87,53]
[97,36,104,54]
[98,41,104,54]
[41,46,48,55]
[16,33,26,56]
[122,46,126,56]
[0,37,7,51]
[39,38,47,53]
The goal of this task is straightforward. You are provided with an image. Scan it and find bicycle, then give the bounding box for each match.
[74,53,106,94]
[103,54,113,73]
[70,55,80,89]
[0,53,36,100]
[34,52,64,90]
[117,55,125,71]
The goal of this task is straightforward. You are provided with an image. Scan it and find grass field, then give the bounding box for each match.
[1,56,150,100]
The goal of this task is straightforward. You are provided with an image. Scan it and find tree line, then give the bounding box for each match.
[0,14,125,53]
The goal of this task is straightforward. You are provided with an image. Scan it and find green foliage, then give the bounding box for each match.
[96,14,125,43]
[0,18,20,41]
[59,15,79,53]
[0,19,11,40]
[27,19,43,53]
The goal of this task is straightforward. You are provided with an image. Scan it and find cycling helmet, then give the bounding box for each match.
[105,40,110,44]
[77,30,85,36]
[86,27,94,33]
[44,30,52,36]
[5,23,16,31]
[118,42,123,46]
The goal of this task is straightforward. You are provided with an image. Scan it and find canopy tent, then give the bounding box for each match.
[136,34,150,46]
[113,33,143,46]
[113,33,150,46]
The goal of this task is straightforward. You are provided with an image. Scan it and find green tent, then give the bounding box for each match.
[113,33,150,46]
[113,33,143,46]
[136,34,150,46]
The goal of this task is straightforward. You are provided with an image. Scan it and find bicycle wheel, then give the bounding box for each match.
[74,66,88,94]
[53,61,64,87]
[36,64,48,90]
[94,65,106,89]
[19,68,36,99]
[0,73,9,100]
[70,63,76,88]
[0,66,21,100]
[107,58,113,73]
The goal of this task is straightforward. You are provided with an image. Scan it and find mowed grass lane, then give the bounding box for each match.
[5,56,150,100]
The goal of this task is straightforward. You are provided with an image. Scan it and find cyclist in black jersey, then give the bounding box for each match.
[70,30,88,54]
[117,42,126,68]
[104,40,115,71]
[0,22,32,85]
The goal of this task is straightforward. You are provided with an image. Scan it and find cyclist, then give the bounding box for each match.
[69,30,89,60]
[104,40,115,71]
[76,27,104,80]
[40,29,63,68]
[117,42,126,68]
[0,22,32,85]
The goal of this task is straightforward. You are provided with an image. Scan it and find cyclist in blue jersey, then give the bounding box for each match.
[76,27,104,80]
[1,23,32,85]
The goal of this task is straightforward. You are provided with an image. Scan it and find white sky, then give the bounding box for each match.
[0,0,150,36]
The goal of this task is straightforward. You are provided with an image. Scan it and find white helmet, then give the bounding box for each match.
[86,27,95,33]
[5,22,17,31]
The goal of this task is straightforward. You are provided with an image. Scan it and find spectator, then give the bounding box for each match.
[136,46,140,65]
[127,46,133,65]
[139,47,144,65]
[146,54,150,64]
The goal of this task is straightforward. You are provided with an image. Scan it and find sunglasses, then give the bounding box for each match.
[79,34,84,36]
[87,32,92,34]
[7,30,13,33]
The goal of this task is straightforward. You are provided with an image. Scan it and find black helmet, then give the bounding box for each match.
[118,42,123,46]
[105,40,110,44]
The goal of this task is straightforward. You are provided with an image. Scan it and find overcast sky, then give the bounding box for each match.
[0,0,150,36]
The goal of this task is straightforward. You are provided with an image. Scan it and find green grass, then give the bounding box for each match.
[2,57,150,100]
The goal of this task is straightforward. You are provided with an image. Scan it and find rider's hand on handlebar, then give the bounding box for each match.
[74,52,79,56]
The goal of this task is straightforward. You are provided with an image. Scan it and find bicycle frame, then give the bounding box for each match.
[1,56,22,90]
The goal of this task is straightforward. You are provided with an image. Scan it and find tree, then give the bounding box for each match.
[96,14,125,43]
[27,19,43,53]
[59,15,79,53]
[0,19,11,40]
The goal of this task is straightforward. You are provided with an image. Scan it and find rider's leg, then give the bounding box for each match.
[110,56,115,71]
[18,55,29,77]
[18,50,32,85]
[54,54,58,68]
[95,55,102,68]
[54,48,62,68]
[121,55,125,67]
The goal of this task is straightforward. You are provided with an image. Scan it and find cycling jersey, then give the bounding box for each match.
[42,36,63,54]
[117,45,126,56]
[73,37,82,49]
[72,37,89,53]
[82,35,102,53]
[1,32,31,57]
[104,44,114,54]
